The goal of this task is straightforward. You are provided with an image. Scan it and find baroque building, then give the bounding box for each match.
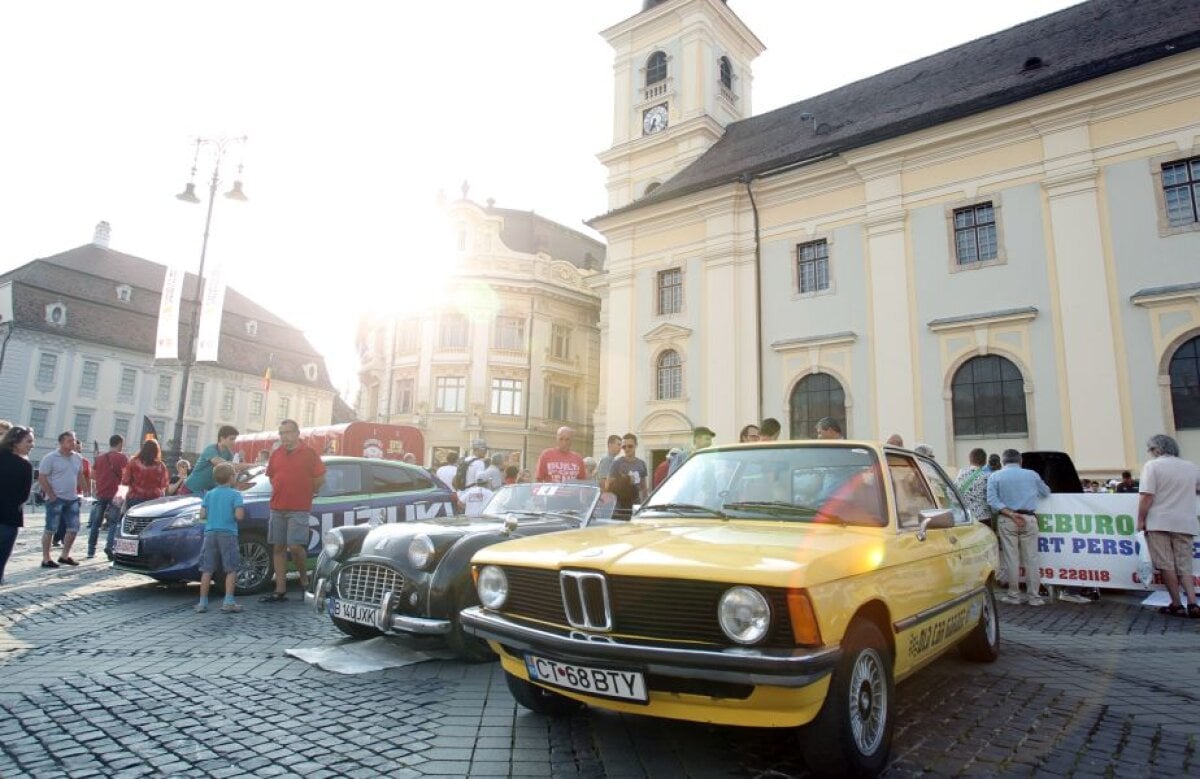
[0,222,342,462]
[355,197,605,467]
[591,0,1200,475]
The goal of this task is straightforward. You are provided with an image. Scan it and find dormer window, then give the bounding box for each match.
[646,51,667,86]
[302,363,318,382]
[45,303,66,326]
[115,285,132,303]
[719,57,733,89]
[245,320,259,336]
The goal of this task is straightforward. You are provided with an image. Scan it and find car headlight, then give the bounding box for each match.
[408,535,436,570]
[165,511,202,530]
[476,565,508,610]
[718,586,771,645]
[322,529,345,560]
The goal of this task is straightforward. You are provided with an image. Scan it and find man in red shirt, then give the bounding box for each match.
[89,435,129,559]
[535,426,586,483]
[261,419,326,602]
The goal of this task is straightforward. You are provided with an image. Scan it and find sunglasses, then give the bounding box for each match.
[622,444,636,449]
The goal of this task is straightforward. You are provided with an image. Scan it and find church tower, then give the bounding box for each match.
[598,0,764,210]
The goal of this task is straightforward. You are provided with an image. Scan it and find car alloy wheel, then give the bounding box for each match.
[848,647,887,755]
[236,536,274,594]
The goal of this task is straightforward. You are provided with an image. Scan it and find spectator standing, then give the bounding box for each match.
[262,419,326,603]
[1115,471,1139,493]
[89,435,129,560]
[583,457,598,484]
[886,433,904,447]
[739,424,760,443]
[986,453,1002,473]
[535,426,587,483]
[483,453,505,490]
[606,433,648,517]
[183,426,250,497]
[459,477,495,517]
[956,449,992,526]
[166,459,191,497]
[38,431,87,568]
[120,439,169,511]
[435,452,459,489]
[465,439,489,487]
[913,443,935,459]
[653,448,681,489]
[0,420,11,438]
[987,449,1050,605]
[1137,435,1200,617]
[0,426,35,584]
[815,417,844,440]
[503,465,519,485]
[54,438,92,546]
[759,418,782,441]
[595,435,622,484]
[195,462,245,614]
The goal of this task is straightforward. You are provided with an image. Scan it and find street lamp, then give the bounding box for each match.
[169,135,248,462]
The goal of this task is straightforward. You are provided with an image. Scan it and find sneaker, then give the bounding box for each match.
[40,560,60,569]
[57,557,79,566]
[221,603,243,613]
[194,604,208,613]
[1058,592,1091,604]
[998,592,1022,605]
[1027,595,1047,606]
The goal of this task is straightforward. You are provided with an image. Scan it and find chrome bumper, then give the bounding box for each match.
[460,607,840,688]
[307,577,452,635]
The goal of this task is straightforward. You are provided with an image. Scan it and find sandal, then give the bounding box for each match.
[1188,604,1200,619]
[259,592,288,603]
[1158,604,1187,616]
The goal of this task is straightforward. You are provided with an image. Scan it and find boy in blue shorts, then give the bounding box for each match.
[196,462,245,613]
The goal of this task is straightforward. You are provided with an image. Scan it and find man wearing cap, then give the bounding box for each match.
[458,476,495,517]
[535,426,587,483]
[465,439,489,487]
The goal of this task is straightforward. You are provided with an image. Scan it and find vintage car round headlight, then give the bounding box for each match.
[408,535,436,570]
[322,529,345,560]
[476,565,509,610]
[718,586,771,645]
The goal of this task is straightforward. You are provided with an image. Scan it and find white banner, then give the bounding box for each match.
[155,265,185,360]
[1023,493,1200,591]
[195,262,226,362]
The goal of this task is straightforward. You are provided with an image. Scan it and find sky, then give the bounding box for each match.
[0,0,1081,401]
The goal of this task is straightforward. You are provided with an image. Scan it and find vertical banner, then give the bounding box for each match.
[155,266,185,359]
[195,262,227,362]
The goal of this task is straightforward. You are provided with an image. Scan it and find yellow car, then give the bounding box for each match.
[461,441,999,776]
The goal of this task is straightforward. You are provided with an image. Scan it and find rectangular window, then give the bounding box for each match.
[797,239,830,293]
[303,400,316,426]
[657,268,682,315]
[28,406,50,438]
[439,314,468,349]
[119,368,137,401]
[113,415,130,440]
[37,353,58,385]
[490,378,523,416]
[548,384,571,420]
[73,411,92,445]
[155,375,173,409]
[80,361,100,394]
[279,396,290,419]
[953,203,998,265]
[494,316,526,351]
[394,378,414,414]
[184,424,199,453]
[189,381,206,413]
[221,387,235,414]
[434,377,466,413]
[1162,158,1200,227]
[397,319,419,353]
[249,392,264,417]
[551,324,571,360]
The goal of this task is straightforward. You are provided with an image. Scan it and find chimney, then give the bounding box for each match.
[93,221,111,248]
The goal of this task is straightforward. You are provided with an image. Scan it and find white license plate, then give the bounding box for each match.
[113,538,138,556]
[328,598,378,627]
[524,654,647,703]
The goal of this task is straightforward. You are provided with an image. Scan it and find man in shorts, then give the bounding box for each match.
[1137,434,1200,618]
[37,431,87,568]
[261,419,325,603]
[196,462,245,613]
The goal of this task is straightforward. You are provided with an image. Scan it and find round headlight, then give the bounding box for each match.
[322,529,345,560]
[718,586,771,645]
[408,535,436,570]
[476,565,509,610]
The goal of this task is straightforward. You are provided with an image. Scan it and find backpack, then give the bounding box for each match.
[452,457,477,491]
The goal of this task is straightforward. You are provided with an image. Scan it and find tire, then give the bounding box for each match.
[802,619,894,778]
[504,670,584,716]
[332,617,382,640]
[235,536,274,594]
[959,584,1000,663]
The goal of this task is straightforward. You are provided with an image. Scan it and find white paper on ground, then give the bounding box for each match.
[285,637,456,674]
[1140,590,1190,608]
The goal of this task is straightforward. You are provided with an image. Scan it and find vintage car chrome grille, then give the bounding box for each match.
[121,514,157,536]
[500,567,795,646]
[335,563,403,605]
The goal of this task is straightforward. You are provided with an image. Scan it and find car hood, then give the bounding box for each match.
[472,519,891,588]
[357,514,546,559]
[125,495,204,517]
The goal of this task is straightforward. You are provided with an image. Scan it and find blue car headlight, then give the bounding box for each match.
[165,511,203,530]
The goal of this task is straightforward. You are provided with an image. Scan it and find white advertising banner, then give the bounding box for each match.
[1025,493,1200,591]
[194,262,226,363]
[155,265,185,360]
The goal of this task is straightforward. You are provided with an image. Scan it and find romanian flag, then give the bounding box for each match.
[262,366,272,392]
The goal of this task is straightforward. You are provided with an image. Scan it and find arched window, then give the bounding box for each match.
[646,51,667,86]
[643,181,661,197]
[719,56,733,89]
[656,349,682,400]
[789,373,846,439]
[951,355,1028,436]
[1170,335,1200,429]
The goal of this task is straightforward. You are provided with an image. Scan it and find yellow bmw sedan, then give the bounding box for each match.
[461,441,999,777]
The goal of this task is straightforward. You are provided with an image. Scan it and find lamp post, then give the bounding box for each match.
[170,136,248,462]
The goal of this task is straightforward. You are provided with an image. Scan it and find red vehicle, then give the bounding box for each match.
[230,422,425,466]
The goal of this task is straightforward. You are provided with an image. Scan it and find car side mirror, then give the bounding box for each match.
[916,508,954,541]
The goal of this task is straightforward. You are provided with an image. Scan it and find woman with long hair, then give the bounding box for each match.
[120,439,169,511]
[0,426,36,585]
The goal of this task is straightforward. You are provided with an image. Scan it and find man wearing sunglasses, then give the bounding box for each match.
[605,433,648,519]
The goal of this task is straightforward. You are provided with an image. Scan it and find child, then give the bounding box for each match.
[196,462,245,613]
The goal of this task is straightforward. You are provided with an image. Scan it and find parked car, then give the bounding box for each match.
[461,441,1000,777]
[111,456,456,593]
[306,482,620,660]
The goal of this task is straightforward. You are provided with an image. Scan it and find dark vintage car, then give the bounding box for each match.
[305,481,619,660]
[111,456,456,593]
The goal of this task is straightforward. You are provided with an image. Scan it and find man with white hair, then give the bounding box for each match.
[535,426,586,483]
[1138,434,1200,618]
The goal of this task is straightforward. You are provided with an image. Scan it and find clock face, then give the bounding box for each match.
[643,104,668,135]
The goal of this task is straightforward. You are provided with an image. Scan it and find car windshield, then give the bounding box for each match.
[641,445,886,526]
[483,482,604,522]
[235,466,273,496]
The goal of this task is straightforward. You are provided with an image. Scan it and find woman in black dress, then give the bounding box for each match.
[0,426,35,585]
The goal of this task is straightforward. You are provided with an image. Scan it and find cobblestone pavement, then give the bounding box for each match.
[2,521,1199,778]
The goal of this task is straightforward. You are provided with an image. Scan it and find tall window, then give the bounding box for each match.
[113,415,130,440]
[440,314,468,349]
[221,387,236,414]
[952,355,1028,436]
[393,378,414,414]
[73,411,92,445]
[28,406,50,438]
[494,316,526,351]
[657,268,682,315]
[155,375,172,409]
[435,377,466,412]
[303,400,316,427]
[189,381,206,413]
[548,385,571,420]
[37,353,58,385]
[119,368,137,401]
[490,378,523,415]
[953,203,998,265]
[551,324,571,360]
[397,319,419,353]
[250,393,264,418]
[184,424,199,453]
[1169,335,1200,429]
[789,373,846,439]
[79,361,100,394]
[796,239,830,293]
[719,56,733,89]
[656,350,682,400]
[1162,157,1200,227]
[279,396,291,419]
[646,51,667,85]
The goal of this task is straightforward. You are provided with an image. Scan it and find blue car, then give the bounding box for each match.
[111,456,456,593]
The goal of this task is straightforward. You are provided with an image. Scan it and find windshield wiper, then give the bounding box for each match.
[722,501,824,519]
[639,502,728,518]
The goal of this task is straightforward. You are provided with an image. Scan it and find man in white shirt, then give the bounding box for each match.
[1137,434,1200,617]
[435,452,459,489]
[458,478,495,517]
